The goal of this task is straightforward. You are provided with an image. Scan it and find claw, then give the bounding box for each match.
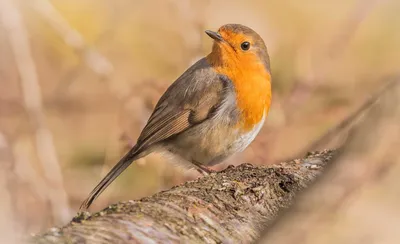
[192,161,215,175]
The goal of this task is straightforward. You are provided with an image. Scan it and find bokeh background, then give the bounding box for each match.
[1,0,400,240]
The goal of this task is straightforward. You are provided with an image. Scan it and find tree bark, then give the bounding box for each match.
[30,150,335,243]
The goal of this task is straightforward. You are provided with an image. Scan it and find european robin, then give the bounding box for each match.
[80,23,272,210]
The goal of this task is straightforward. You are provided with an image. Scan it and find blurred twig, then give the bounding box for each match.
[32,0,114,78]
[0,132,18,243]
[0,0,70,224]
[30,0,132,181]
[274,77,399,164]
[302,77,399,154]
[283,0,382,123]
[258,73,400,244]
[52,9,116,98]
[52,62,85,98]
[12,137,48,202]
[30,0,132,101]
[260,0,384,164]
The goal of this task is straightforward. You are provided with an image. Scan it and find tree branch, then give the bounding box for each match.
[30,150,335,243]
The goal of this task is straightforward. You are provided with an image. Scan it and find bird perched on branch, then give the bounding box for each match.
[80,23,272,210]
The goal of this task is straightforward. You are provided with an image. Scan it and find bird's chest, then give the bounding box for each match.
[216,61,271,132]
[233,71,271,131]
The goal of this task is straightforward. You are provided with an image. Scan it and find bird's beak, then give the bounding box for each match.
[205,30,224,42]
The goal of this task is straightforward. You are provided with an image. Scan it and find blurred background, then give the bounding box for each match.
[1,0,400,240]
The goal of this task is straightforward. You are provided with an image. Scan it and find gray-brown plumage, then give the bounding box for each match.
[80,58,238,210]
[80,24,272,210]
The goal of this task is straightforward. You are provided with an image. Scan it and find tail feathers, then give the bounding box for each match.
[79,146,141,211]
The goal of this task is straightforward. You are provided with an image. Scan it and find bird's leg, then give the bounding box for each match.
[191,161,216,176]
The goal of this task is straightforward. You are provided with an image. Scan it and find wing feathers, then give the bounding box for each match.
[139,110,191,147]
[135,58,231,151]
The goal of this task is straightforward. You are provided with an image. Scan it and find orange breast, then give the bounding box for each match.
[208,53,272,131]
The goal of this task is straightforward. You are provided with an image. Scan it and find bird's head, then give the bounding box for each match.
[206,24,270,73]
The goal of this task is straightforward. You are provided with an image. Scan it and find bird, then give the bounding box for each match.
[80,23,272,210]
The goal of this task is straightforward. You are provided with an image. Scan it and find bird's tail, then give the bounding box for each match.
[79,145,142,211]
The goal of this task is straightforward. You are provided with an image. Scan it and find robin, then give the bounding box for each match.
[80,23,272,210]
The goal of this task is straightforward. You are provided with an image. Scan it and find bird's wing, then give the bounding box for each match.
[135,58,232,152]
[79,58,234,210]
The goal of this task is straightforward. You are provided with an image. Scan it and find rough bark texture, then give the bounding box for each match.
[30,150,335,244]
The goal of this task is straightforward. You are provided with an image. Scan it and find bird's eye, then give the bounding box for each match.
[240,41,250,51]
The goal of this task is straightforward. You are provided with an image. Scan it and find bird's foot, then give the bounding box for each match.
[192,161,216,176]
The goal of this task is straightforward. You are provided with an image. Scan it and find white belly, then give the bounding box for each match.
[231,113,266,153]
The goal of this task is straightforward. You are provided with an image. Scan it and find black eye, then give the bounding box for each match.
[240,41,250,50]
